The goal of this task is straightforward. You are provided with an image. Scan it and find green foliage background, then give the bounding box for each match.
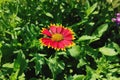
[0,0,120,80]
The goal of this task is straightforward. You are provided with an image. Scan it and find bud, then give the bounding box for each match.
[112,13,120,25]
[116,13,120,17]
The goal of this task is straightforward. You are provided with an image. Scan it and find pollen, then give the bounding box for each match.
[51,33,63,41]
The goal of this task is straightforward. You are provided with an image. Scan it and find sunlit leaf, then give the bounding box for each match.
[18,73,25,80]
[112,42,120,53]
[57,51,66,55]
[45,12,54,18]
[86,3,98,16]
[10,69,19,80]
[99,47,118,56]
[2,63,14,68]
[112,0,120,8]
[68,45,81,58]
[77,58,87,68]
[78,35,96,41]
[73,74,85,80]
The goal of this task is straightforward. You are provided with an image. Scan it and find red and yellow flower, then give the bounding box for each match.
[39,24,75,51]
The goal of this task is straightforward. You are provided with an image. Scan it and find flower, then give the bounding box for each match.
[116,13,120,17]
[112,13,120,25]
[39,24,75,51]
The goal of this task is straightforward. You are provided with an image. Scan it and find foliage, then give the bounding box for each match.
[0,0,120,80]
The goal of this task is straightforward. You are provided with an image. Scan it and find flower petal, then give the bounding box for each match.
[61,28,73,37]
[61,40,73,46]
[58,41,66,50]
[49,41,57,49]
[40,38,51,47]
[57,27,63,33]
[116,17,120,23]
[116,13,120,17]
[112,18,116,22]
[41,28,52,36]
[64,34,74,40]
[50,26,57,34]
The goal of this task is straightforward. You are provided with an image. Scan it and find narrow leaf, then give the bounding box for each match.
[45,12,53,18]
[78,35,96,41]
[86,3,98,16]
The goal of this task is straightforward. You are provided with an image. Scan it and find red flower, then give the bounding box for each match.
[39,24,75,51]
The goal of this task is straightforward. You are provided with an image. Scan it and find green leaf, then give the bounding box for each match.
[33,54,46,75]
[78,35,96,41]
[0,42,2,48]
[78,24,108,43]
[57,51,66,55]
[47,57,65,79]
[0,0,13,4]
[73,74,85,80]
[2,63,14,68]
[85,0,90,9]
[112,42,120,53]
[0,50,2,63]
[18,73,25,80]
[45,12,53,18]
[68,45,81,58]
[14,50,27,75]
[85,66,94,80]
[99,47,118,56]
[69,19,87,28]
[86,3,97,16]
[92,24,108,38]
[77,58,87,68]
[10,69,19,80]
